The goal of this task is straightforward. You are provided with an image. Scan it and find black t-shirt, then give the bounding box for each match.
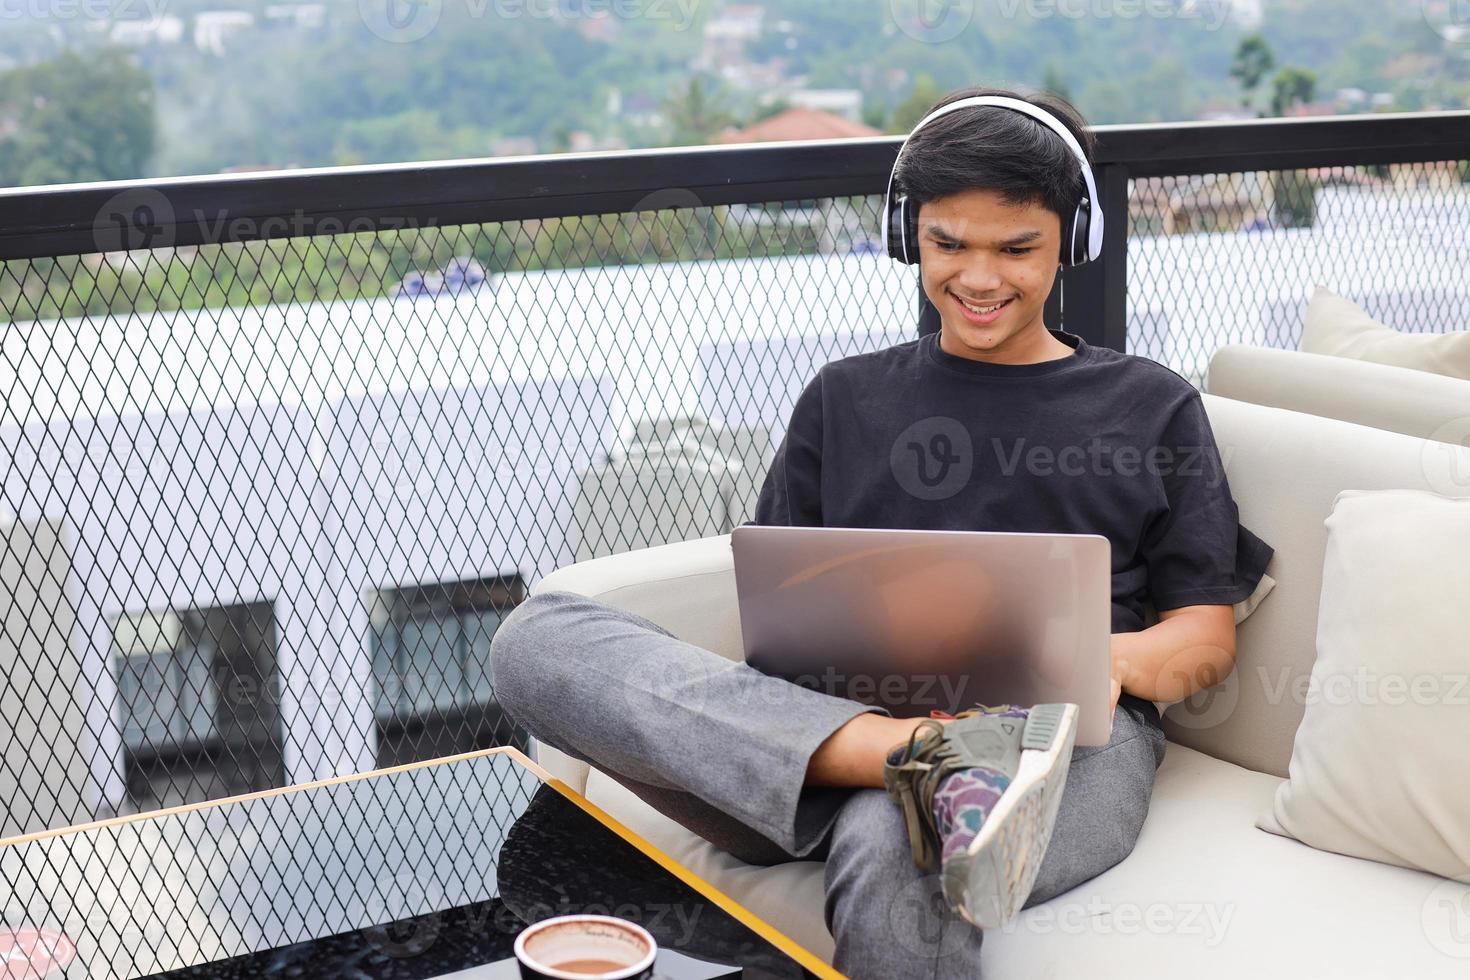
[750,328,1275,635]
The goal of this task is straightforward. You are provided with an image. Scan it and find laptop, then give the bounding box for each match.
[731,525,1114,746]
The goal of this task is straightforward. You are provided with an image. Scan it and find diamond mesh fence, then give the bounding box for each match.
[1127,161,1470,386]
[0,157,1467,972]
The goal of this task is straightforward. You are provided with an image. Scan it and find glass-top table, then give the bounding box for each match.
[0,748,839,979]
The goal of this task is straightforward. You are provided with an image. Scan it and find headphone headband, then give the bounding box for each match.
[881,94,1103,265]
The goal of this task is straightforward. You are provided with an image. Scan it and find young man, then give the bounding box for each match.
[491,86,1274,978]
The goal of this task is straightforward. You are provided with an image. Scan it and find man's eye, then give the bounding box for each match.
[935,240,962,252]
[1004,247,1034,256]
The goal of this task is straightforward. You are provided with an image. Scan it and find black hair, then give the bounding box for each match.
[892,85,1098,229]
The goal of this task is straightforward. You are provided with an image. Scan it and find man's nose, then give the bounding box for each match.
[955,254,1005,293]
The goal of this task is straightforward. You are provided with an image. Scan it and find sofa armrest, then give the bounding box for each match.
[525,535,742,791]
[1205,345,1470,443]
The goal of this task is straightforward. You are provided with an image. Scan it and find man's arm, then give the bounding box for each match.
[1108,604,1237,709]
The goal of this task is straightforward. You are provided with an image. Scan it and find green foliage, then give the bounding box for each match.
[1270,66,1318,116]
[0,200,845,322]
[1269,170,1318,229]
[1041,63,1072,104]
[0,48,156,186]
[663,75,737,146]
[888,74,944,133]
[1,0,1466,185]
[1230,32,1277,111]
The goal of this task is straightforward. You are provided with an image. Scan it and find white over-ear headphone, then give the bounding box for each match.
[882,94,1103,268]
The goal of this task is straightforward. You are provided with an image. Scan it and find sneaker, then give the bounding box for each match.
[883,702,1079,929]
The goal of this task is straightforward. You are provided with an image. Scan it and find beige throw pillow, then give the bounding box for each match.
[1256,489,1470,879]
[1302,287,1470,381]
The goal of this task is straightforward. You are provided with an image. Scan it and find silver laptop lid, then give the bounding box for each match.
[731,525,1113,746]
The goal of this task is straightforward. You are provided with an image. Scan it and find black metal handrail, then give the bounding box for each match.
[2,111,1467,257]
[4,111,1467,354]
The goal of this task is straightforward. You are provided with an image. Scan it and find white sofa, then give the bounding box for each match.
[528,391,1470,977]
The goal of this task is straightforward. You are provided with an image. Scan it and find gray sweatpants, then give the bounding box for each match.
[490,590,1167,980]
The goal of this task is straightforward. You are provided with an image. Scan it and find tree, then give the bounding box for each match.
[1270,66,1318,116]
[1041,62,1073,104]
[749,98,793,125]
[1229,33,1276,114]
[888,74,944,134]
[861,100,888,130]
[663,75,736,147]
[0,47,156,186]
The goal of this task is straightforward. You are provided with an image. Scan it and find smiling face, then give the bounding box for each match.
[917,188,1067,364]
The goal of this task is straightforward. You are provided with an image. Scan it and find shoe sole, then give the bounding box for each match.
[944,702,1080,930]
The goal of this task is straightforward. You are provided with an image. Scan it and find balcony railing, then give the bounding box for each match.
[0,110,1467,971]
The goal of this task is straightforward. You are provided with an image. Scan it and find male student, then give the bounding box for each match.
[491,86,1274,978]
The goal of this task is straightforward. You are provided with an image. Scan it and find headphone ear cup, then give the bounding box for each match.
[1068,200,1091,267]
[888,196,920,264]
[1058,208,1077,268]
[902,198,921,264]
[886,196,906,262]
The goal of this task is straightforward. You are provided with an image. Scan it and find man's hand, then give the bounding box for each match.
[1109,650,1131,728]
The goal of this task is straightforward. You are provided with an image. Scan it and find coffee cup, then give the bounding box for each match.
[513,914,657,979]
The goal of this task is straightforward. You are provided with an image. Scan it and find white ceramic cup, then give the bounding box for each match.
[512,914,658,979]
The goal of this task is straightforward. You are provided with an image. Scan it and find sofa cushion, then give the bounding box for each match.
[1302,286,1470,381]
[577,744,1470,977]
[1256,489,1470,880]
[987,742,1470,978]
[1171,396,1470,777]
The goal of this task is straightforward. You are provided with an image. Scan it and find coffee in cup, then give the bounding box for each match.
[513,914,657,979]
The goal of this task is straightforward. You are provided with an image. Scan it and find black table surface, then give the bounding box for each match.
[0,748,834,980]
[147,779,818,979]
